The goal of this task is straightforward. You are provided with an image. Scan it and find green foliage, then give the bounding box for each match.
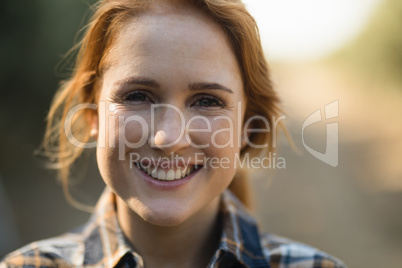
[0,0,95,140]
[333,0,402,87]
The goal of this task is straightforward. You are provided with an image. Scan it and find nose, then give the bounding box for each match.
[148,105,190,154]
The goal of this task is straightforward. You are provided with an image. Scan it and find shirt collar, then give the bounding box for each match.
[216,190,270,267]
[80,188,138,267]
[80,187,269,268]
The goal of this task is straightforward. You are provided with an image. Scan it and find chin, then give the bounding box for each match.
[130,199,192,227]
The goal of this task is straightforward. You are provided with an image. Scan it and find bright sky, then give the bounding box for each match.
[242,0,382,61]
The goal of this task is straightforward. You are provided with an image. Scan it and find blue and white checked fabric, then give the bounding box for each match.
[1,187,346,267]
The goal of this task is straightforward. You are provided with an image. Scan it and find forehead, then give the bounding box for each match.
[103,8,242,85]
[114,7,230,56]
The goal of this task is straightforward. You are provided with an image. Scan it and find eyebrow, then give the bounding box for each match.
[114,76,160,89]
[189,82,233,94]
[114,76,233,94]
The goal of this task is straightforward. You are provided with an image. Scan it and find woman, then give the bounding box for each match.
[1,0,346,267]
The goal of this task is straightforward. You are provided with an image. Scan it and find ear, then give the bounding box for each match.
[87,111,99,139]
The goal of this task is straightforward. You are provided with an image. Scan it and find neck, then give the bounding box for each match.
[116,196,222,268]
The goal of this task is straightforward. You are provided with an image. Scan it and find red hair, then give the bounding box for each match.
[44,0,286,211]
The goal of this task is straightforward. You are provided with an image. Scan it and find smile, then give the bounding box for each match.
[135,162,202,181]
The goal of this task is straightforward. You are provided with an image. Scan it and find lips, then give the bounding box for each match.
[135,162,202,181]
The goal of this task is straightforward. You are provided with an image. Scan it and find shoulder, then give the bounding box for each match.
[0,233,84,268]
[260,232,347,268]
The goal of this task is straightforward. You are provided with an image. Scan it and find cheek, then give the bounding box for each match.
[210,115,242,151]
[210,119,234,148]
[187,112,243,150]
[119,114,149,145]
[98,109,150,150]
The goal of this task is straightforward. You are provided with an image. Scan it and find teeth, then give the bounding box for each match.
[175,169,181,179]
[136,163,201,181]
[151,168,158,178]
[157,170,166,180]
[166,170,175,181]
[181,167,187,177]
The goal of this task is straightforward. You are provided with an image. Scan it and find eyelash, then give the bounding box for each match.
[123,91,151,103]
[193,95,225,107]
[122,91,225,108]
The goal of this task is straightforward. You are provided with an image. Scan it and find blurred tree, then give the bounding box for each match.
[333,0,402,87]
[0,0,97,257]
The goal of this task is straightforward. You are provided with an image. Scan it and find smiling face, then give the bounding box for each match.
[95,6,246,226]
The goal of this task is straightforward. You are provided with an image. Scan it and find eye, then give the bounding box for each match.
[193,95,225,108]
[123,91,152,103]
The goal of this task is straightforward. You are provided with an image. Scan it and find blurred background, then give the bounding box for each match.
[1,0,401,267]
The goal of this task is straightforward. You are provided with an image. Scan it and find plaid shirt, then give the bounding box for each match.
[1,188,346,268]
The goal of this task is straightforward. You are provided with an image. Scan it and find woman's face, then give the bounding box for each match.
[96,7,246,226]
